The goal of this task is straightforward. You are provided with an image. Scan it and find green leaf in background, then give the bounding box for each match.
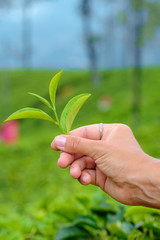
[75,195,91,209]
[60,94,91,134]
[107,207,124,223]
[107,222,128,240]
[73,215,99,229]
[4,108,56,124]
[49,69,63,108]
[91,202,116,217]
[141,222,160,236]
[55,226,89,240]
[128,229,144,240]
[28,92,52,109]
[125,206,160,224]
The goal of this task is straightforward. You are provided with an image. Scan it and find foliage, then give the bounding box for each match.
[5,70,91,134]
[138,1,160,45]
[131,0,148,11]
[118,0,160,46]
[55,193,160,240]
[117,11,127,23]
[0,68,160,238]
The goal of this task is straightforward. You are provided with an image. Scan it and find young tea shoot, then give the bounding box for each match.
[4,70,91,134]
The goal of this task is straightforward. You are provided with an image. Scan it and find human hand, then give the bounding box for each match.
[51,124,159,208]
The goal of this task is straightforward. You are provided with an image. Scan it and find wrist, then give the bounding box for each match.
[144,155,160,208]
[130,153,160,208]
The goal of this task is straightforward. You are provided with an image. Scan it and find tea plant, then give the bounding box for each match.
[4,70,91,134]
[54,193,160,240]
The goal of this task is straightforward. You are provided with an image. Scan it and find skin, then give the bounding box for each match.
[51,124,160,209]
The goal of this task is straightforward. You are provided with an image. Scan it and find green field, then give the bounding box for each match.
[0,68,160,239]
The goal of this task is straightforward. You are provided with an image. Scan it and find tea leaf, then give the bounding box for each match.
[73,215,99,229]
[49,70,63,108]
[128,230,143,239]
[28,92,52,108]
[142,222,160,235]
[60,94,91,134]
[125,206,160,224]
[91,202,116,217]
[55,226,89,240]
[107,222,128,239]
[5,108,56,124]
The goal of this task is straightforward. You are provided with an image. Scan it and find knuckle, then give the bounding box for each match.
[69,136,81,151]
[117,124,131,132]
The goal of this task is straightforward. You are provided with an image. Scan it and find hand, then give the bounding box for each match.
[51,124,160,208]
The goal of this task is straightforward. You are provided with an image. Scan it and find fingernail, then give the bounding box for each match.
[54,136,66,149]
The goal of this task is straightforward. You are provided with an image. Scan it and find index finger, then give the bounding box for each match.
[69,124,101,140]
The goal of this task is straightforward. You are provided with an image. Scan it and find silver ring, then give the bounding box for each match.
[100,123,103,140]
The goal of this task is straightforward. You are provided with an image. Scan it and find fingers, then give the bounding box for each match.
[58,152,83,168]
[58,152,74,168]
[69,124,102,140]
[51,135,103,159]
[68,155,107,191]
[78,168,107,190]
[69,156,95,179]
[79,170,95,185]
[58,153,97,187]
[51,124,106,152]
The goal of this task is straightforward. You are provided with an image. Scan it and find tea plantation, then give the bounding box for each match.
[0,68,160,239]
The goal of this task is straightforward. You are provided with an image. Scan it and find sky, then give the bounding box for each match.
[0,0,89,69]
[0,0,160,69]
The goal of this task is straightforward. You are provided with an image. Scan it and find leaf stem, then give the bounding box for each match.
[53,107,59,124]
[52,107,64,133]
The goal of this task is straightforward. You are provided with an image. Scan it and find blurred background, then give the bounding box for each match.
[0,0,160,239]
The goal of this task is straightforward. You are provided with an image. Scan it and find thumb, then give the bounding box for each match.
[52,135,102,158]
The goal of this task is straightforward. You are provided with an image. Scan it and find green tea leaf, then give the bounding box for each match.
[28,92,52,108]
[107,207,124,223]
[107,222,128,239]
[128,230,143,240]
[125,206,160,224]
[54,206,80,222]
[75,195,91,209]
[91,202,116,217]
[142,222,160,235]
[49,70,63,108]
[4,108,56,124]
[60,94,91,134]
[55,226,89,240]
[73,215,99,229]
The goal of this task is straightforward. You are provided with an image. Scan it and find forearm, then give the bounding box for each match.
[130,154,160,209]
